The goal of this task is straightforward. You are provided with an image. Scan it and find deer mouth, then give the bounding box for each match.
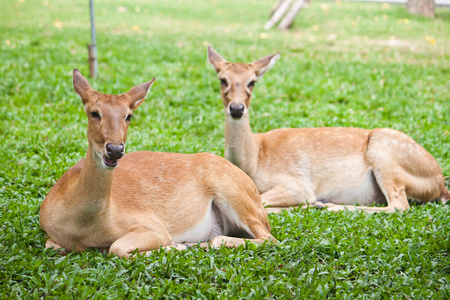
[103,155,118,168]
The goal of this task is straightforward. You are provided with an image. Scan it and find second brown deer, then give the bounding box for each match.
[207,46,449,213]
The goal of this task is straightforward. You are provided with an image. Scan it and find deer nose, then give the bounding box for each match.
[229,103,245,119]
[105,143,125,160]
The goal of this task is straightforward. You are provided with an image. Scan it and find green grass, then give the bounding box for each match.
[1,0,449,298]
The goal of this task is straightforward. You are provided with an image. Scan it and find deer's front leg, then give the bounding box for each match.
[109,227,173,258]
[45,238,68,255]
[261,182,316,213]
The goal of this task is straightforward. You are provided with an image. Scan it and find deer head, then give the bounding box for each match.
[207,46,279,119]
[73,68,155,169]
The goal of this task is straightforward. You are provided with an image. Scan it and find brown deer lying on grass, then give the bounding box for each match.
[207,46,449,214]
[40,69,275,257]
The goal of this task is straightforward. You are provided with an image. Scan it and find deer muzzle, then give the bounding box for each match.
[103,143,125,168]
[229,103,245,119]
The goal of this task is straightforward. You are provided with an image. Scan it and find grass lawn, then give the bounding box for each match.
[1,0,449,298]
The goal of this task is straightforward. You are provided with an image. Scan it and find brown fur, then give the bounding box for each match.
[40,69,274,257]
[440,189,450,202]
[208,47,449,213]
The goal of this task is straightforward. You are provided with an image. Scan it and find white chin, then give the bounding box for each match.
[101,160,117,170]
[94,149,116,170]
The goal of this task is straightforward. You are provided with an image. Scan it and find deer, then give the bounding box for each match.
[207,46,449,214]
[39,69,275,258]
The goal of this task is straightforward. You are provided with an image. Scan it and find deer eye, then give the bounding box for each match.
[220,79,228,87]
[247,81,256,88]
[90,111,101,120]
[125,114,133,122]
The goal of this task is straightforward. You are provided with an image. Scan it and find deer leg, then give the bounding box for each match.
[359,168,410,212]
[161,243,194,251]
[109,227,173,258]
[261,182,315,208]
[265,203,333,213]
[168,238,267,250]
[265,206,300,214]
[151,217,276,252]
[45,238,68,255]
[261,182,325,214]
[208,236,277,248]
[165,236,277,251]
[324,185,409,214]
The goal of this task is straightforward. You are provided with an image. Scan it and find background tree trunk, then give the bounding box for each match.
[406,0,435,18]
[278,0,310,30]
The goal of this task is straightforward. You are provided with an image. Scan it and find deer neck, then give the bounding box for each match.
[224,113,259,176]
[69,146,114,214]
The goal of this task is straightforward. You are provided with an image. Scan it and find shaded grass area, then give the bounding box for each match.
[1,0,449,298]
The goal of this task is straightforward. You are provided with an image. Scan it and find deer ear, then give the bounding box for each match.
[250,53,280,79]
[125,77,156,110]
[208,46,228,73]
[73,68,95,105]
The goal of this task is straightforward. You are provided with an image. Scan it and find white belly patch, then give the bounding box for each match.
[172,204,217,243]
